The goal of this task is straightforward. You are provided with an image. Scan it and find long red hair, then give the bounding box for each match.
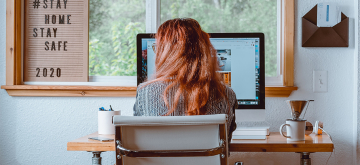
[149,18,227,116]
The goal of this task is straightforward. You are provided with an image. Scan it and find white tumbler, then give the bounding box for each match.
[98,111,121,134]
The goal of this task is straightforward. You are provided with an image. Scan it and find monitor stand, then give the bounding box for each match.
[235,110,265,122]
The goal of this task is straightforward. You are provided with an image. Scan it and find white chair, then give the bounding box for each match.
[113,114,229,165]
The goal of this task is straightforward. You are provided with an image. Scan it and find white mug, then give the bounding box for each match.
[279,119,306,141]
[98,110,121,134]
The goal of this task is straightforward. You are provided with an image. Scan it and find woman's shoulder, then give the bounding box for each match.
[137,81,169,93]
[224,86,236,97]
[223,86,237,106]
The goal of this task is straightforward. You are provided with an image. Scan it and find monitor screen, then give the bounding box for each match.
[137,33,265,109]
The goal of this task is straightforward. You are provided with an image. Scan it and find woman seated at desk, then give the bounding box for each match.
[133,18,238,140]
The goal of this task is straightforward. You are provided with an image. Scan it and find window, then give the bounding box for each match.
[161,0,278,78]
[89,0,145,77]
[2,0,296,97]
[25,0,146,86]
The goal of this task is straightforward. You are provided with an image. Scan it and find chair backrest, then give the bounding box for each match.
[113,114,228,165]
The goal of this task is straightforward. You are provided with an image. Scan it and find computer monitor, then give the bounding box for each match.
[137,33,265,109]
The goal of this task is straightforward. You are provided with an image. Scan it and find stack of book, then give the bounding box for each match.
[232,126,270,140]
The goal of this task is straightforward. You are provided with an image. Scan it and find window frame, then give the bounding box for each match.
[2,0,297,97]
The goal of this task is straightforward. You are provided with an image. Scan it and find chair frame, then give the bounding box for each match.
[115,124,228,165]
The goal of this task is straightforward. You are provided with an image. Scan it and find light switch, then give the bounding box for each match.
[313,71,327,93]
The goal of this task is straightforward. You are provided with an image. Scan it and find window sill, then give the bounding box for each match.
[2,85,297,97]
[265,86,298,97]
[1,85,137,97]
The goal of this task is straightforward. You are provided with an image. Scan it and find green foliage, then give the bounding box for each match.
[89,0,277,77]
[161,0,278,77]
[89,0,145,76]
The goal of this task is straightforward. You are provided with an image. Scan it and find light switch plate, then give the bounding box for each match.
[313,71,327,92]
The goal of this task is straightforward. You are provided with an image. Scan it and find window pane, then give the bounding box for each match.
[161,0,278,77]
[89,0,146,76]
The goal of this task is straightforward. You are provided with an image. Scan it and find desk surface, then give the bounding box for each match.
[67,132,115,152]
[67,132,334,153]
[230,132,333,152]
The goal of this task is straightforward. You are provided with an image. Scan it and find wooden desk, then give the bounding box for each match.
[67,132,115,152]
[230,132,333,153]
[67,132,334,165]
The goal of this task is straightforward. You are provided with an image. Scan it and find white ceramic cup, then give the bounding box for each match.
[279,119,306,141]
[98,110,121,134]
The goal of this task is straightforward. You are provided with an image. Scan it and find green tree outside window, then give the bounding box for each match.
[89,0,277,77]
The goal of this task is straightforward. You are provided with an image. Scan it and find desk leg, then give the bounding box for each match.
[91,151,102,165]
[299,152,311,165]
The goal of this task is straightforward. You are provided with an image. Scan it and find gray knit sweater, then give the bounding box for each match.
[133,81,237,140]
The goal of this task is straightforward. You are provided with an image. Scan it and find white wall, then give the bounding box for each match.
[356,0,360,164]
[0,0,358,165]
